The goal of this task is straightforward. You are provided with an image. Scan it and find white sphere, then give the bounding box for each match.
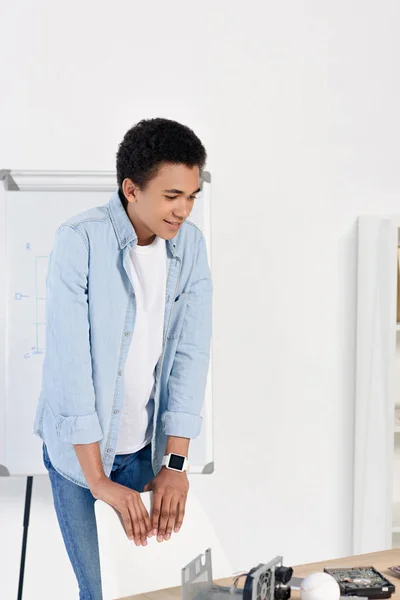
[300,572,341,600]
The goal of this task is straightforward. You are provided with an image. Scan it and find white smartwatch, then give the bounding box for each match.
[161,453,189,473]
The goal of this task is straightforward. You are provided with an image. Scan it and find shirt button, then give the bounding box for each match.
[114,409,120,415]
[124,331,130,337]
[118,369,122,376]
[107,448,113,453]
[121,237,126,245]
[130,292,135,299]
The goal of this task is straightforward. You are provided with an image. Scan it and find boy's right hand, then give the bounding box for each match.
[91,477,154,546]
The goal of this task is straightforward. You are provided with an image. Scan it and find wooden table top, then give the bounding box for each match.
[121,548,400,600]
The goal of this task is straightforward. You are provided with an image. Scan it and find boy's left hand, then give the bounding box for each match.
[143,468,189,542]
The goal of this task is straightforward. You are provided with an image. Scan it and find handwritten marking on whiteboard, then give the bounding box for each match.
[26,243,31,250]
[24,347,44,359]
[31,346,44,355]
[16,254,49,358]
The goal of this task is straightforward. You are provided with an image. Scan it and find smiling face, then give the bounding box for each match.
[121,162,200,246]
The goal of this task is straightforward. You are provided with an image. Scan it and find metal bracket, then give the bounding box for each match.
[182,548,241,600]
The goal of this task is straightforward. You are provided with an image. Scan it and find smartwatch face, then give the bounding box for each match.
[169,454,185,471]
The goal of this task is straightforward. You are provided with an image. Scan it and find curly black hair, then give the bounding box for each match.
[116,118,207,208]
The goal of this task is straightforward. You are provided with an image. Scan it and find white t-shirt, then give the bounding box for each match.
[115,235,167,454]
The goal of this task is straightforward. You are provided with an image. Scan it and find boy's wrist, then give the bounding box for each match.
[165,435,190,458]
[89,473,109,496]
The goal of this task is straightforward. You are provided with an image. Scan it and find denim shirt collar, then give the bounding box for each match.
[107,189,178,257]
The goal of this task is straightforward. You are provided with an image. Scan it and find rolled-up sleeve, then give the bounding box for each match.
[42,224,103,444]
[162,234,213,439]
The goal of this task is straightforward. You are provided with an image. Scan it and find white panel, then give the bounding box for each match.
[353,216,399,553]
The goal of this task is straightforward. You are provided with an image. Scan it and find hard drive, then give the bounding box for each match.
[324,566,395,599]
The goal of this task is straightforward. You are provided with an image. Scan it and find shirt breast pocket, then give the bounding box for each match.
[167,292,189,340]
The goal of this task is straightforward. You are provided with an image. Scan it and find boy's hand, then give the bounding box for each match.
[91,477,152,546]
[143,468,189,542]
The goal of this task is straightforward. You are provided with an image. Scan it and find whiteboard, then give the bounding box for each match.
[0,171,213,477]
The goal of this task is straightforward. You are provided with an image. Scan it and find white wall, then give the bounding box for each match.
[1,0,400,597]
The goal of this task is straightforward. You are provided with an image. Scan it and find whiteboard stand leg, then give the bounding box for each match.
[17,476,33,600]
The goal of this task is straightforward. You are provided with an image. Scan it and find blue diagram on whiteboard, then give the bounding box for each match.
[16,248,48,359]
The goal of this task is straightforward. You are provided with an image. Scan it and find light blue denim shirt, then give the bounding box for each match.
[33,190,212,488]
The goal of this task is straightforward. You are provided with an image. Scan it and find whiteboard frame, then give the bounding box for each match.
[0,182,6,474]
[0,169,213,476]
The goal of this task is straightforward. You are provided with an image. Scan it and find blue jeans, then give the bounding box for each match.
[42,442,154,600]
